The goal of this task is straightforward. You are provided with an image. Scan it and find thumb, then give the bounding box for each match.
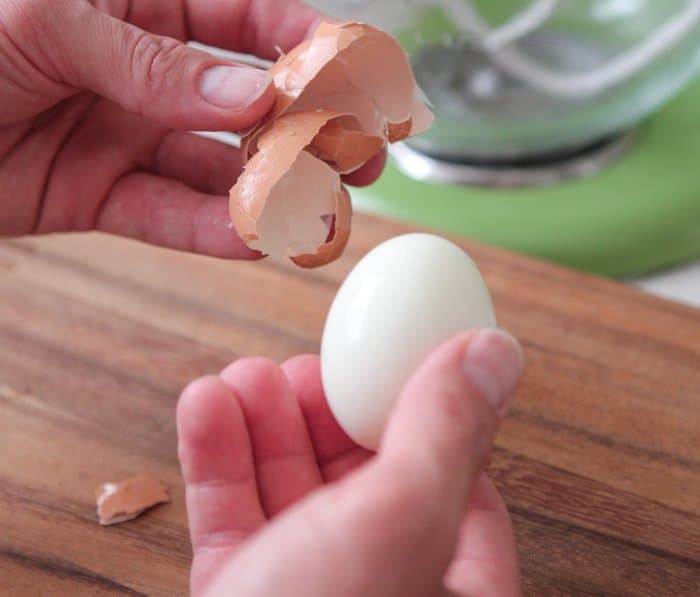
[379,329,523,513]
[53,4,274,131]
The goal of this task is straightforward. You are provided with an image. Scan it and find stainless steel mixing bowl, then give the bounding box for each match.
[307,0,700,162]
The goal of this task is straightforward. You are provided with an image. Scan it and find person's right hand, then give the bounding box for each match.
[178,328,524,596]
[0,0,385,256]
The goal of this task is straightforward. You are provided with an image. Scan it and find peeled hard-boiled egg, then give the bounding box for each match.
[320,233,497,450]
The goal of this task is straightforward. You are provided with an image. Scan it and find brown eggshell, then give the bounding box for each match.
[230,111,334,243]
[385,119,413,143]
[95,475,170,526]
[310,117,385,174]
[230,111,352,267]
[243,21,433,158]
[268,22,362,117]
[230,21,434,268]
[291,186,352,269]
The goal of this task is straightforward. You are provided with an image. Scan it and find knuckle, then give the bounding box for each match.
[371,463,437,520]
[221,357,287,397]
[232,356,280,376]
[128,31,187,95]
[437,379,497,444]
[436,382,474,424]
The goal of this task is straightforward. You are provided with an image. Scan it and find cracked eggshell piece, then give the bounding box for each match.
[230,111,354,268]
[291,186,352,269]
[95,475,170,526]
[310,116,385,174]
[243,21,434,161]
[231,21,434,268]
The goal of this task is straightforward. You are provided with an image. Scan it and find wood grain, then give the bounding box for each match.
[0,213,698,596]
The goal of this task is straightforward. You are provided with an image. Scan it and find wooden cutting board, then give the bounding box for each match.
[1,214,698,596]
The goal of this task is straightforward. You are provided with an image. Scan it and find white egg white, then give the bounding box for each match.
[320,233,496,450]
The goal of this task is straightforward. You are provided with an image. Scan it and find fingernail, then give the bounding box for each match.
[462,329,523,413]
[199,65,270,110]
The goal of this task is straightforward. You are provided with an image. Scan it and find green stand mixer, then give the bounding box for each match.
[308,0,700,277]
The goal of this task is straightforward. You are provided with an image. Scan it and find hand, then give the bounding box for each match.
[177,329,524,596]
[0,0,385,257]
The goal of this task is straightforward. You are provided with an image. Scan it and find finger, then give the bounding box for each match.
[97,0,326,60]
[342,151,388,188]
[153,131,243,195]
[379,329,523,518]
[154,131,386,198]
[220,358,323,516]
[185,0,326,60]
[40,3,274,132]
[96,172,261,260]
[25,97,249,248]
[282,356,373,482]
[446,475,522,597]
[176,376,266,554]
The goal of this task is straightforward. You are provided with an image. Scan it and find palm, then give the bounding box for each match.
[1,88,254,255]
[178,355,521,596]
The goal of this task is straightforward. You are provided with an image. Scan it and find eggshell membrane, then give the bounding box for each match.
[230,21,434,268]
[230,111,355,267]
[291,186,352,269]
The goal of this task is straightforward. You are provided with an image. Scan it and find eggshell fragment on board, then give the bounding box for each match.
[95,475,170,526]
[229,21,433,268]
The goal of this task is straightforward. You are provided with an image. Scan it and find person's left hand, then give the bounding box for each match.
[0,0,385,257]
